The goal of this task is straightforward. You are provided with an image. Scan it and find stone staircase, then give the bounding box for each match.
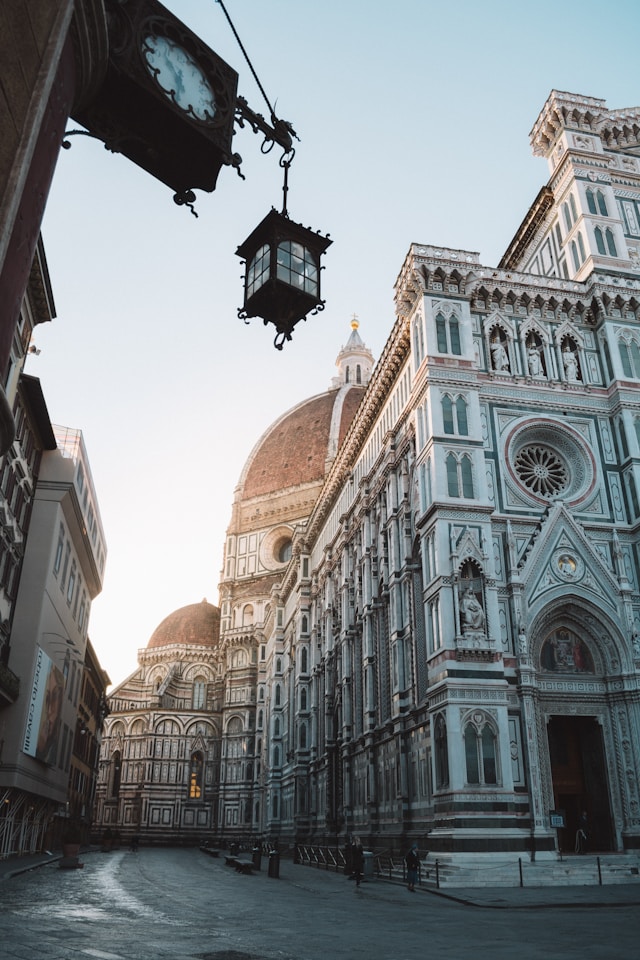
[424,853,640,888]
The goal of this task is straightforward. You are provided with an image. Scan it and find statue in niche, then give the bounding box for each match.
[460,585,485,632]
[490,337,510,371]
[527,341,544,377]
[517,624,528,654]
[562,344,580,381]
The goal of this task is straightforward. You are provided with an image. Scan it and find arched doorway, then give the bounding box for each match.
[547,715,613,853]
[538,624,615,853]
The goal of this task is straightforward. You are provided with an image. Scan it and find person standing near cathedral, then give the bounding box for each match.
[352,837,364,887]
[405,843,420,891]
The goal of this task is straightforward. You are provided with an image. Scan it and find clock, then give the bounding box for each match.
[143,35,217,122]
[71,0,239,195]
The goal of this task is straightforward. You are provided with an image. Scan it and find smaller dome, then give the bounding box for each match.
[147,599,220,650]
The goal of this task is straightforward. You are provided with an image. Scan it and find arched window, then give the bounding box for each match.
[563,202,572,231]
[273,717,280,736]
[571,240,580,271]
[189,751,203,799]
[300,646,308,672]
[300,687,307,710]
[446,453,474,498]
[413,316,425,367]
[442,395,454,434]
[274,684,281,706]
[595,226,606,255]
[258,710,263,728]
[587,188,608,217]
[456,396,468,435]
[435,312,461,355]
[434,714,449,788]
[192,677,206,710]
[619,336,640,378]
[299,723,307,749]
[273,745,280,767]
[356,364,362,384]
[464,719,498,785]
[345,366,350,382]
[570,193,578,223]
[606,228,617,257]
[577,231,586,262]
[461,455,474,498]
[446,453,459,496]
[110,750,122,798]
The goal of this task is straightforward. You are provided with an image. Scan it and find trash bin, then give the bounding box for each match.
[268,849,280,878]
[252,846,262,870]
[362,851,374,879]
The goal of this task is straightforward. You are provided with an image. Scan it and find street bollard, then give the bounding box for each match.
[268,849,280,878]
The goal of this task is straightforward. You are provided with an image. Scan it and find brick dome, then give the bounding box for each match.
[240,385,366,500]
[146,599,220,650]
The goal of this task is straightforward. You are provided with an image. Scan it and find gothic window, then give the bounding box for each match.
[413,315,425,367]
[301,614,309,635]
[273,717,280,736]
[464,717,498,786]
[442,395,454,434]
[586,188,608,217]
[446,453,474,498]
[188,751,203,799]
[110,750,122,798]
[619,335,640,378]
[273,745,280,767]
[53,525,64,575]
[299,722,307,749]
[274,684,281,706]
[300,687,307,710]
[606,228,617,257]
[570,193,578,223]
[435,312,461,355]
[571,240,580,271]
[595,226,606,255]
[257,709,263,728]
[442,395,469,435]
[192,677,206,709]
[356,364,362,384]
[300,646,308,672]
[434,714,449,788]
[563,202,572,231]
[577,231,586,262]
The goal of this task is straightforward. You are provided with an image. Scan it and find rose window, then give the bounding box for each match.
[514,445,569,497]
[505,419,595,506]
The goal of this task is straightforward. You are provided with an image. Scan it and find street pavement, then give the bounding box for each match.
[1,846,639,960]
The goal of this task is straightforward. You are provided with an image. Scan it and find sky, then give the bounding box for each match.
[29,0,640,686]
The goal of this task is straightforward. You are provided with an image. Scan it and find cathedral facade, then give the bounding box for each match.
[96,90,640,858]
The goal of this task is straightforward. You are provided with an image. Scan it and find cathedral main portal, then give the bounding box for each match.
[547,716,613,854]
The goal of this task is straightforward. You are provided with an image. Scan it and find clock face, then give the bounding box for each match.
[143,35,217,122]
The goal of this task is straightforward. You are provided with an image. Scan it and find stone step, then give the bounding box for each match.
[425,854,640,888]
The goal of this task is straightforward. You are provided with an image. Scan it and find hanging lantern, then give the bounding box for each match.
[236,207,332,349]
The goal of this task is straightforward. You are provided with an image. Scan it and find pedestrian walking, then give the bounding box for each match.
[405,843,419,891]
[352,838,364,887]
[576,811,588,854]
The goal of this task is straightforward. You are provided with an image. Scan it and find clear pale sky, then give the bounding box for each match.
[30,0,639,685]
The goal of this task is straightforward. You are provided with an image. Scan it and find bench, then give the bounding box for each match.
[224,855,255,874]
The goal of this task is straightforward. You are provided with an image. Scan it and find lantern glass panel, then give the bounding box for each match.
[276,241,318,295]
[247,244,271,297]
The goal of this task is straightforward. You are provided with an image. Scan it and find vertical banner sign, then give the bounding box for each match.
[23,647,65,763]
